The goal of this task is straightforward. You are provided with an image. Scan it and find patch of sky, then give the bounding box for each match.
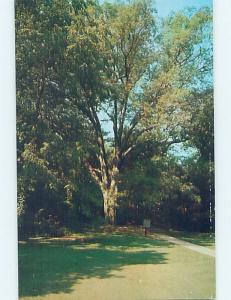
[168,142,199,161]
[99,0,212,18]
[99,109,114,138]
[155,0,212,17]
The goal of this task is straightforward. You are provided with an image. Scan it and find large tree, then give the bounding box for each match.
[61,2,212,223]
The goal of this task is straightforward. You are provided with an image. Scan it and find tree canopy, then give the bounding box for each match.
[16,0,213,235]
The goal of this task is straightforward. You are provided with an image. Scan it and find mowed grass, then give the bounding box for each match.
[154,229,215,249]
[18,228,215,300]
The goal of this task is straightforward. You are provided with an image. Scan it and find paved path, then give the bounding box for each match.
[155,233,215,257]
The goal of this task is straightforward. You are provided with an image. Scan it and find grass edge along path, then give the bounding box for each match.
[150,228,215,249]
[154,233,215,257]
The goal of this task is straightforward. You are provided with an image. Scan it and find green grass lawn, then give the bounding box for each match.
[18,227,215,300]
[153,229,215,249]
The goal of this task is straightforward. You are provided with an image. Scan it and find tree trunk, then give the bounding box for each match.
[102,167,119,225]
[103,187,116,224]
[88,152,119,224]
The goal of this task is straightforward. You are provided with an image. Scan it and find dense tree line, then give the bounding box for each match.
[16,0,213,236]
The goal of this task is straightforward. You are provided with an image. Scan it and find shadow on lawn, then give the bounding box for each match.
[19,233,171,297]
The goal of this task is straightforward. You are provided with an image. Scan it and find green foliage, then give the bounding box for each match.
[16,0,213,234]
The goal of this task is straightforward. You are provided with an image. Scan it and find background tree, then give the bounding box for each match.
[16,0,103,235]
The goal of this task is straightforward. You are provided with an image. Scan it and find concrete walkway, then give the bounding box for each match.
[156,233,215,257]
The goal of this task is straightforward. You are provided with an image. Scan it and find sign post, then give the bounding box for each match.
[143,218,151,236]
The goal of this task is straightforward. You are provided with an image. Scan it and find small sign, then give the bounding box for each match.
[143,219,151,228]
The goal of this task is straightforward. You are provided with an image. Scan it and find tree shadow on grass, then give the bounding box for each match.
[19,233,172,297]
